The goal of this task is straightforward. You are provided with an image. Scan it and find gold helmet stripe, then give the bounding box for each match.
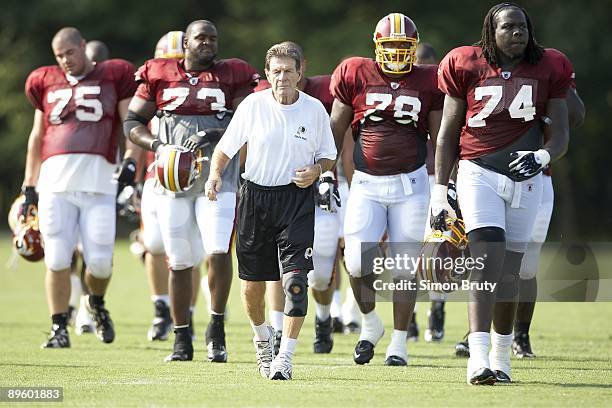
[166,149,177,191]
[391,13,405,36]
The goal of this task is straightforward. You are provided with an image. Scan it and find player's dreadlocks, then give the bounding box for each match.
[475,3,544,66]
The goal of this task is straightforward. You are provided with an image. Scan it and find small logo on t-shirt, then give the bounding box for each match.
[501,71,512,80]
[305,247,313,259]
[294,126,307,140]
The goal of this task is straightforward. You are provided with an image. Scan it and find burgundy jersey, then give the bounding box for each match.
[25,59,136,163]
[438,46,574,160]
[135,58,259,114]
[255,76,333,114]
[331,57,443,176]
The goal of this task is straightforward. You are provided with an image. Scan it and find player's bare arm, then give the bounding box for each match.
[124,96,158,151]
[542,98,569,162]
[22,109,45,187]
[330,99,353,160]
[567,88,585,129]
[435,95,465,186]
[206,148,231,201]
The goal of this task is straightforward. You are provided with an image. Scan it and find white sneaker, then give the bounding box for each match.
[253,325,275,378]
[269,356,292,380]
[75,297,95,335]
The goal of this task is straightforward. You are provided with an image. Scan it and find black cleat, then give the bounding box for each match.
[41,324,70,349]
[469,367,496,385]
[384,355,407,366]
[86,297,115,344]
[343,321,360,335]
[512,332,535,358]
[273,330,282,357]
[353,340,375,365]
[313,316,334,354]
[165,336,194,362]
[205,315,227,363]
[407,313,419,342]
[331,317,344,333]
[424,302,445,342]
[495,370,512,384]
[455,340,470,357]
[147,300,172,341]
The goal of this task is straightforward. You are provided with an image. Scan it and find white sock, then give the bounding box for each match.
[315,301,331,320]
[269,310,284,333]
[359,310,383,344]
[69,274,82,308]
[210,310,224,316]
[278,337,297,362]
[489,330,513,375]
[467,332,491,376]
[330,290,341,318]
[251,322,271,341]
[386,330,408,358]
[151,295,170,306]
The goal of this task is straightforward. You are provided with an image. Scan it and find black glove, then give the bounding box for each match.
[19,186,38,223]
[317,171,341,212]
[183,131,211,152]
[115,158,137,197]
[509,149,550,180]
[447,180,459,213]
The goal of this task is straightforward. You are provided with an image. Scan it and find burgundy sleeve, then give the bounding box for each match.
[25,69,44,110]
[437,50,466,99]
[548,50,574,99]
[114,60,137,100]
[330,60,354,106]
[134,61,155,101]
[232,60,260,100]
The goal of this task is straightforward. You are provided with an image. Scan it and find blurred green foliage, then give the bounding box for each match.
[0,0,610,237]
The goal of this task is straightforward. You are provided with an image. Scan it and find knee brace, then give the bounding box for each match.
[87,257,113,279]
[282,269,309,317]
[496,251,523,301]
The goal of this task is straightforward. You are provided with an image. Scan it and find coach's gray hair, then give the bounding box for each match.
[264,43,301,71]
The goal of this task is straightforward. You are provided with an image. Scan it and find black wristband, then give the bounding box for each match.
[150,140,162,152]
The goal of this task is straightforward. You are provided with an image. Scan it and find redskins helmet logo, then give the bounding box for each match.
[155,145,201,193]
[418,217,469,293]
[373,13,419,75]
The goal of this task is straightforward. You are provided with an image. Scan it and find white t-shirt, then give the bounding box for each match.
[37,153,118,195]
[218,89,337,187]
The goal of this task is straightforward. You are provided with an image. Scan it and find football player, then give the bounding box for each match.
[512,84,584,358]
[257,41,343,354]
[137,31,206,342]
[330,13,443,366]
[23,27,138,348]
[124,20,259,362]
[435,3,573,384]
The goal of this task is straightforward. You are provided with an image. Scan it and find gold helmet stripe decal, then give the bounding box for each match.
[166,149,177,191]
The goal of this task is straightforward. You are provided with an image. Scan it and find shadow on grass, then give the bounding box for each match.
[0,362,91,368]
[522,380,612,389]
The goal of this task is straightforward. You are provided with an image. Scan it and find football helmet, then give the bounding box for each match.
[418,217,469,293]
[9,195,44,262]
[373,13,419,74]
[155,145,202,193]
[154,31,185,59]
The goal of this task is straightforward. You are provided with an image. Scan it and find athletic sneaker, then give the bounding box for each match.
[407,312,419,342]
[269,356,292,380]
[147,300,172,341]
[205,315,227,363]
[313,316,333,353]
[253,325,275,378]
[41,324,70,348]
[165,332,194,362]
[512,332,536,358]
[75,297,95,335]
[495,370,512,384]
[455,332,470,357]
[424,303,445,342]
[86,297,115,344]
[468,367,496,385]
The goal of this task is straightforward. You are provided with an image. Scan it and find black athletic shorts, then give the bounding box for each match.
[237,180,315,281]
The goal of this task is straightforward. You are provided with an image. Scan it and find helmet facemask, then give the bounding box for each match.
[374,37,418,74]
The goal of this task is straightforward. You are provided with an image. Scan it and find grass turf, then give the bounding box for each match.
[1,238,611,407]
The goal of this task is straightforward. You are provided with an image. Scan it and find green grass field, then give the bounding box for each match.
[1,237,611,407]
